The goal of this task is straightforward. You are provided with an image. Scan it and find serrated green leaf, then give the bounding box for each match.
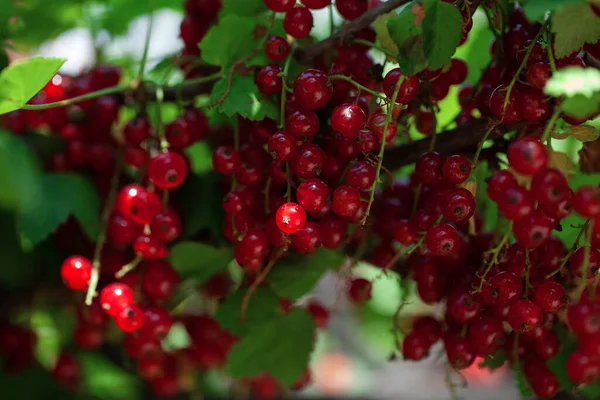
[551,3,600,59]
[545,67,600,98]
[17,173,101,247]
[374,12,399,62]
[214,286,281,337]
[562,93,600,118]
[422,0,463,70]
[0,210,34,290]
[220,0,266,17]
[225,309,316,384]
[211,72,279,121]
[268,249,345,299]
[169,242,232,280]
[0,131,42,212]
[522,0,586,21]
[0,57,66,115]
[199,15,257,68]
[387,1,427,75]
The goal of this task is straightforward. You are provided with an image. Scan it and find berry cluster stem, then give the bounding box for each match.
[546,219,590,278]
[329,75,389,101]
[472,224,512,293]
[350,39,398,58]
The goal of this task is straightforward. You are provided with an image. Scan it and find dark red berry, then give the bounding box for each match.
[330,103,366,138]
[265,36,290,61]
[256,64,283,95]
[572,186,600,217]
[296,178,330,214]
[482,271,523,306]
[265,0,295,12]
[425,223,459,257]
[283,7,313,39]
[442,187,475,223]
[382,68,420,104]
[115,304,145,333]
[141,261,180,302]
[468,316,505,356]
[60,256,92,291]
[286,109,320,140]
[306,301,329,328]
[442,155,471,184]
[348,277,372,303]
[148,151,187,189]
[507,137,548,176]
[293,69,333,110]
[212,146,241,175]
[320,214,347,249]
[445,336,475,369]
[291,221,321,253]
[332,185,361,219]
[345,160,376,190]
[402,330,431,361]
[267,131,296,161]
[512,211,554,249]
[507,299,543,333]
[566,349,600,385]
[150,210,181,243]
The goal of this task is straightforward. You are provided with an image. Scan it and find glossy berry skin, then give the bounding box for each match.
[293,69,333,110]
[73,323,105,350]
[468,316,505,356]
[140,307,173,339]
[306,302,329,328]
[148,151,187,189]
[301,0,330,9]
[402,330,431,361]
[368,113,397,143]
[115,304,145,333]
[267,132,296,161]
[212,146,241,175]
[393,219,417,245]
[527,62,551,90]
[348,278,372,303]
[256,65,283,95]
[100,283,135,317]
[533,331,560,360]
[446,289,481,324]
[291,221,321,253]
[134,234,167,260]
[507,137,548,176]
[265,36,290,61]
[442,187,475,223]
[116,184,162,225]
[141,261,180,303]
[415,110,435,136]
[283,7,313,39]
[569,246,600,279]
[296,178,330,214]
[481,271,523,306]
[276,202,307,234]
[124,116,152,145]
[566,349,600,385]
[330,103,366,138]
[165,116,192,149]
[415,152,444,186]
[53,352,81,390]
[572,186,600,217]
[516,86,550,123]
[320,215,347,249]
[442,155,471,184]
[150,210,182,243]
[61,256,92,291]
[529,367,560,399]
[512,211,554,249]
[507,299,543,333]
[534,280,567,313]
[445,58,468,85]
[345,160,376,190]
[487,170,518,202]
[382,68,420,104]
[489,85,520,124]
[499,185,534,221]
[332,185,361,219]
[286,109,320,140]
[425,223,459,257]
[264,0,295,12]
[445,336,475,369]
[531,168,571,208]
[293,143,326,178]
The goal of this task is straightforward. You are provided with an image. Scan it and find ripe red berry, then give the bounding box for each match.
[265,36,290,61]
[293,69,333,110]
[140,306,173,339]
[141,261,180,302]
[569,246,600,279]
[487,170,518,202]
[286,109,320,140]
[507,137,548,176]
[332,185,361,219]
[165,116,192,149]
[276,202,307,234]
[415,110,436,136]
[402,330,431,361]
[264,0,295,12]
[60,256,92,291]
[442,155,471,184]
[267,131,296,161]
[512,211,554,249]
[498,185,534,220]
[336,0,368,20]
[442,187,475,223]
[445,58,468,85]
[572,186,600,217]
[150,210,182,243]
[124,115,152,145]
[347,277,372,303]
[446,289,481,324]
[481,271,523,306]
[534,280,568,313]
[320,215,348,249]
[382,68,420,103]
[291,221,321,253]
[306,301,329,328]
[425,223,460,257]
[293,143,326,178]
[256,64,283,95]
[330,103,366,138]
[368,113,397,143]
[445,336,475,369]
[115,304,145,333]
[345,160,376,190]
[468,316,505,356]
[301,0,330,9]
[296,178,330,214]
[100,282,135,317]
[566,349,600,385]
[73,323,105,350]
[116,184,162,225]
[283,7,313,39]
[526,62,551,90]
[489,85,520,124]
[516,85,550,123]
[212,146,241,175]
[415,152,444,186]
[533,331,560,360]
[148,151,188,189]
[52,352,81,390]
[507,299,543,333]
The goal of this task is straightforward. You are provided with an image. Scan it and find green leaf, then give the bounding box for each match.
[544,67,600,98]
[387,1,427,75]
[211,72,279,121]
[478,351,507,370]
[214,286,281,337]
[562,93,600,118]
[0,57,66,115]
[17,173,100,247]
[199,15,257,68]
[169,242,232,281]
[374,12,399,62]
[547,334,577,390]
[421,0,463,70]
[173,172,224,241]
[522,0,586,21]
[0,131,42,212]
[551,3,600,59]
[268,249,345,299]
[220,0,266,17]
[0,211,34,290]
[513,363,533,398]
[225,309,316,384]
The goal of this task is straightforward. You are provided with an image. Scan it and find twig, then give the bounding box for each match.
[240,248,286,320]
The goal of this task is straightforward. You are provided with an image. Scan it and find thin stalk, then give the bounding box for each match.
[279,49,295,129]
[540,105,562,144]
[21,84,132,110]
[351,39,397,58]
[473,121,499,165]
[329,74,389,101]
[137,10,155,81]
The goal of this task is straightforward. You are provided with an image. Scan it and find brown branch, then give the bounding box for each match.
[382,119,508,170]
[296,0,411,64]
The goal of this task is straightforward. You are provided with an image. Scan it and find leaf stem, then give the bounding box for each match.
[350,39,398,58]
[329,74,388,101]
[473,121,499,165]
[279,48,295,130]
[85,149,124,305]
[361,78,402,225]
[540,104,562,144]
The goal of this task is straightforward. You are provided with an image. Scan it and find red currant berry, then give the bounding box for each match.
[134,234,168,260]
[345,160,376,190]
[507,299,543,333]
[276,202,307,234]
[498,185,534,221]
[507,137,548,176]
[286,109,320,140]
[415,152,444,186]
[566,349,600,385]
[52,352,80,390]
[486,170,518,202]
[306,301,329,328]
[442,187,475,223]
[293,69,333,110]
[336,0,369,20]
[256,64,283,95]
[60,256,92,291]
[481,271,523,306]
[148,151,187,189]
[489,85,520,124]
[212,146,241,175]
[115,304,145,333]
[301,0,330,9]
[446,288,482,324]
[445,336,475,369]
[73,323,105,350]
[415,110,435,136]
[330,103,366,138]
[267,131,296,161]
[140,306,173,339]
[526,62,551,90]
[572,186,600,217]
[347,277,372,303]
[320,214,348,249]
[425,223,459,257]
[445,58,468,85]
[165,116,192,149]
[291,221,321,254]
[512,211,554,249]
[368,113,397,143]
[516,85,550,123]
[116,184,162,225]
[569,246,600,279]
[442,155,471,184]
[296,178,330,214]
[141,261,180,302]
[124,115,152,146]
[382,68,420,104]
[150,210,182,243]
[533,330,560,360]
[265,0,295,12]
[100,282,134,317]
[468,316,505,356]
[332,185,361,219]
[534,280,568,313]
[393,219,417,245]
[293,143,326,178]
[283,7,313,39]
[265,36,290,61]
